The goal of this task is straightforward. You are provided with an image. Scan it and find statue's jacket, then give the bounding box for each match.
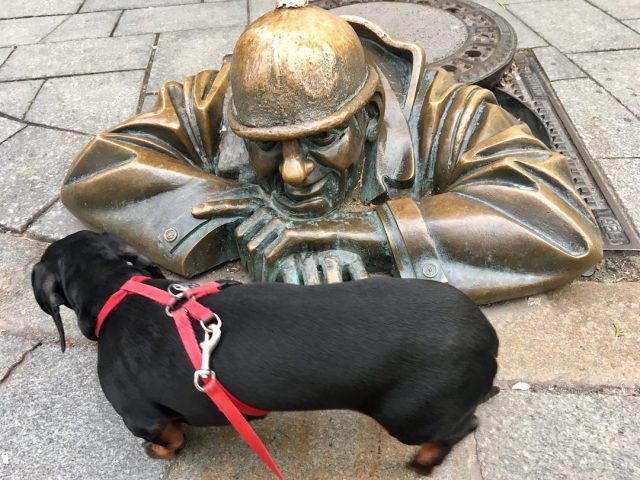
[62,20,603,303]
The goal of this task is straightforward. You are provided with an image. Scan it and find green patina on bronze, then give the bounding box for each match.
[61,4,603,304]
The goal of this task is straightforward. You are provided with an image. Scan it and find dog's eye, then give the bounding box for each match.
[126,261,133,266]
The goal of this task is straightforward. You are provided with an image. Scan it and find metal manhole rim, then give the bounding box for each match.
[312,0,517,86]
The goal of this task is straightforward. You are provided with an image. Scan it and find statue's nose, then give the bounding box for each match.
[280,140,315,186]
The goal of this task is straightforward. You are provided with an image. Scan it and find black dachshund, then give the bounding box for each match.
[32,231,498,475]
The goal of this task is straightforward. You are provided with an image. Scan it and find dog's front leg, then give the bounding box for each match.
[124,418,186,460]
[407,442,452,476]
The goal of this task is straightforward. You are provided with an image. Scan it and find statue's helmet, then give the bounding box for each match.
[228,4,379,141]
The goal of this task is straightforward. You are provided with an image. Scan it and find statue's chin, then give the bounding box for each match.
[271,192,335,218]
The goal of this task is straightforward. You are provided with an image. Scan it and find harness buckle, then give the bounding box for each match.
[193,322,222,392]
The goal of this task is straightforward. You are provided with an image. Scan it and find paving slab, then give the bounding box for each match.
[0,16,68,48]
[0,79,44,118]
[473,0,547,48]
[0,333,37,380]
[552,77,640,158]
[114,2,246,37]
[0,47,11,66]
[626,19,640,33]
[509,0,640,53]
[483,282,640,388]
[26,70,144,134]
[587,0,640,20]
[569,50,640,117]
[250,0,276,22]
[82,0,201,12]
[0,344,169,480]
[331,3,468,63]
[0,35,154,81]
[476,391,640,479]
[0,126,89,231]
[27,201,91,242]
[167,410,478,479]
[0,0,83,20]
[141,93,159,112]
[533,46,585,81]
[0,116,23,143]
[147,27,244,93]
[43,11,123,43]
[597,158,640,233]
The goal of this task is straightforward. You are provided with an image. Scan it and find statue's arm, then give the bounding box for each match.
[378,70,603,303]
[61,66,264,276]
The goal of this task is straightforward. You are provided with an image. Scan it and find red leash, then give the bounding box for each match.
[96,276,285,479]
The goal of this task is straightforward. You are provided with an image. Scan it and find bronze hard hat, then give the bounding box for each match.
[228,4,379,140]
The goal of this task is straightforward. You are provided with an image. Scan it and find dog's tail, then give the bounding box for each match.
[31,262,67,352]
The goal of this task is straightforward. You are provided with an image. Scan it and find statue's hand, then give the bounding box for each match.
[191,185,268,219]
[234,208,367,282]
[272,251,369,285]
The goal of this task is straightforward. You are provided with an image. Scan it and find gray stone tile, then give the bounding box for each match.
[598,158,640,233]
[552,78,640,158]
[82,0,200,12]
[570,50,640,117]
[27,201,91,242]
[0,344,169,480]
[26,71,144,134]
[0,35,154,81]
[626,19,640,33]
[147,27,243,92]
[114,2,246,37]
[588,0,640,20]
[0,126,88,231]
[509,0,640,53]
[0,333,37,380]
[0,116,24,143]
[0,80,43,118]
[0,47,12,66]
[0,16,68,48]
[0,0,83,19]
[250,0,276,22]
[168,409,477,479]
[533,46,585,81]
[141,93,158,112]
[476,392,640,480]
[332,3,469,63]
[483,282,640,388]
[43,11,122,43]
[474,0,548,48]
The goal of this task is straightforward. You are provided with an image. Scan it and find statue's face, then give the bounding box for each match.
[245,113,368,217]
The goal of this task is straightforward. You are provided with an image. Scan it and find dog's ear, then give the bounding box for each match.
[31,262,67,352]
[103,233,165,278]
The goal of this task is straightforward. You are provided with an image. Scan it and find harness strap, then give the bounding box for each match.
[95,277,282,479]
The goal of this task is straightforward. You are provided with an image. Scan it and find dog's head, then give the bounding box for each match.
[31,231,164,351]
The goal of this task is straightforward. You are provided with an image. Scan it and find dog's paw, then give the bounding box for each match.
[143,441,177,460]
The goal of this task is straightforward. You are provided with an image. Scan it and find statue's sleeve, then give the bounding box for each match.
[61,65,251,277]
[375,69,603,303]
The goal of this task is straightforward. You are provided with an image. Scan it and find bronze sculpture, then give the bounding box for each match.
[61,1,603,304]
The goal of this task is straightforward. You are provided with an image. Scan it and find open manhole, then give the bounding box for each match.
[315,0,639,250]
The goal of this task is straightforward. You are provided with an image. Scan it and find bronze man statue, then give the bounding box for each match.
[61,2,603,304]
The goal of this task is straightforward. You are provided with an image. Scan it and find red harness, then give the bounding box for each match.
[96,276,284,479]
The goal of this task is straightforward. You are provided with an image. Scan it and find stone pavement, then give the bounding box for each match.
[1,0,639,478]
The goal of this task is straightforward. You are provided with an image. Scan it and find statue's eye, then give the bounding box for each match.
[309,129,340,147]
[253,140,277,152]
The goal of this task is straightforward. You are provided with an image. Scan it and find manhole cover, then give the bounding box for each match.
[498,51,640,251]
[313,0,517,87]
